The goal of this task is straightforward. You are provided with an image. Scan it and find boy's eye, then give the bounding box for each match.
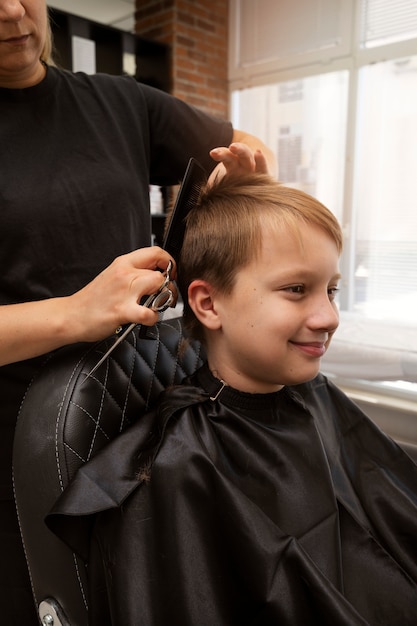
[285,285,305,294]
[328,286,340,300]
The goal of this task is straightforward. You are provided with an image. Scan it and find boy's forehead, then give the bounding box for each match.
[254,221,340,270]
[260,217,337,248]
[258,218,303,250]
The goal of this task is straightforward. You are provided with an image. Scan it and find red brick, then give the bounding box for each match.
[135,0,229,119]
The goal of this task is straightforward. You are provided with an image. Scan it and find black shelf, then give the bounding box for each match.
[48,8,171,92]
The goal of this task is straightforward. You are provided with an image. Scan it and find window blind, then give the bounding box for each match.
[360,0,417,47]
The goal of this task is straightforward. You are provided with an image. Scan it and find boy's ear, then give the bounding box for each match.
[187,280,222,330]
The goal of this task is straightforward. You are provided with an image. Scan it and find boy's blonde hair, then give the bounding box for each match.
[178,173,343,342]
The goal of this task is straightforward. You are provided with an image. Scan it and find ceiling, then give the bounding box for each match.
[47,0,135,32]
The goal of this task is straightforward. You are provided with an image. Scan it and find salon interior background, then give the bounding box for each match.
[47,0,417,447]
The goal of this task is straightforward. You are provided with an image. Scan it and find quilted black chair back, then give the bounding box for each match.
[13,318,204,626]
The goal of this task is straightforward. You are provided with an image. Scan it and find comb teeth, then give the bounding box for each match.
[162,158,207,261]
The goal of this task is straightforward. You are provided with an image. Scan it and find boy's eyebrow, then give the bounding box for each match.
[269,269,342,282]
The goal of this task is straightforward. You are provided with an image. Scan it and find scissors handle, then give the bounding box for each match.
[82,261,174,383]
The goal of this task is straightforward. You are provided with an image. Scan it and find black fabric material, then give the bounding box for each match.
[47,365,417,626]
[0,65,232,622]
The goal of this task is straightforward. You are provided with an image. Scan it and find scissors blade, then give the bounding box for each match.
[82,322,136,385]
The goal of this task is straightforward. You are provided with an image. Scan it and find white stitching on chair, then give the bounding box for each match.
[119,327,139,433]
[13,357,56,606]
[72,553,89,611]
[12,468,38,606]
[54,356,93,613]
[63,443,87,464]
[87,359,110,462]
[55,355,93,492]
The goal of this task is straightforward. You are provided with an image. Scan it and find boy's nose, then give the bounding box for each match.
[309,298,339,333]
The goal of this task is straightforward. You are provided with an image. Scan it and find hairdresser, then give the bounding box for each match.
[0,0,276,621]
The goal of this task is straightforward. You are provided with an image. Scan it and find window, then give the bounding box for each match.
[232,71,348,222]
[230,0,417,392]
[352,56,417,324]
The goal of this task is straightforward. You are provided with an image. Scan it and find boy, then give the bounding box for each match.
[48,174,417,625]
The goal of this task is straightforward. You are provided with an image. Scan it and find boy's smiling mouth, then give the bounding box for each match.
[289,341,327,357]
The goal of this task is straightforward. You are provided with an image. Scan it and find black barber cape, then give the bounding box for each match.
[47,365,417,625]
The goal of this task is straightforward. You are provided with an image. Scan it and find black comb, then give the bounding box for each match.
[139,158,207,339]
[162,157,207,261]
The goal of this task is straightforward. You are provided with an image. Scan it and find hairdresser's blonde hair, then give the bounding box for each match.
[40,10,55,66]
[178,173,343,342]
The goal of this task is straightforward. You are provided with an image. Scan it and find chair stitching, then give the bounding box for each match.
[64,322,204,454]
[69,402,113,441]
[54,353,109,609]
[12,357,58,607]
[55,355,93,491]
[146,320,192,392]
[119,328,138,433]
[64,402,115,464]
[92,320,192,414]
[87,368,145,415]
[87,359,110,462]
[63,442,87,465]
[12,468,38,606]
[72,553,89,610]
[86,338,168,411]
[101,353,149,404]
[14,345,98,614]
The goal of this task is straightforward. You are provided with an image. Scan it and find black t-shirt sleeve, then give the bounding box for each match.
[137,82,233,185]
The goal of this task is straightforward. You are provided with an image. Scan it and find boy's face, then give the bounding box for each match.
[206,221,341,393]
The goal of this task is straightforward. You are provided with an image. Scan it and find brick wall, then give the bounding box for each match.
[135,0,229,119]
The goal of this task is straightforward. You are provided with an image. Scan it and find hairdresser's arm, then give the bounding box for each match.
[0,247,175,367]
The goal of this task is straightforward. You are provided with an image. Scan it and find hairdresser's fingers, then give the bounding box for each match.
[129,267,171,299]
[209,148,251,185]
[227,142,257,169]
[228,144,269,174]
[209,146,235,168]
[210,145,254,173]
[127,246,176,276]
[253,149,269,173]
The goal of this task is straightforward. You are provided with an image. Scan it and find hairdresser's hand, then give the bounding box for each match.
[210,142,269,178]
[0,247,176,366]
[69,247,177,342]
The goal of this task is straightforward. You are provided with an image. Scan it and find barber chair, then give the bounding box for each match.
[13,318,204,626]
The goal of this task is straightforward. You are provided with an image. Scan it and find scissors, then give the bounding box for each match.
[83,260,174,383]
